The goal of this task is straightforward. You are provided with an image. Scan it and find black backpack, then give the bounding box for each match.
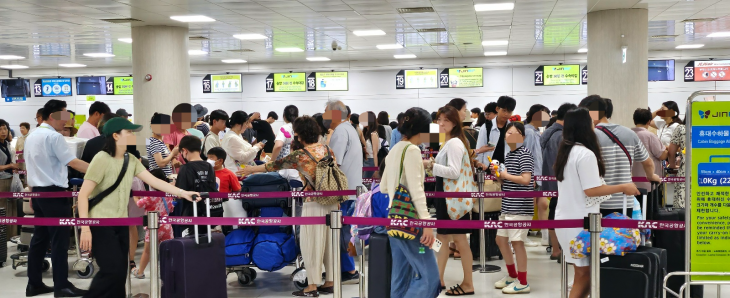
[377,139,389,164]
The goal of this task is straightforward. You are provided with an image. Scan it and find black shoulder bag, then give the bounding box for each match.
[88,153,129,210]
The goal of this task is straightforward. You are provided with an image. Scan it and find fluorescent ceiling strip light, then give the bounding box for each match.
[394,54,417,59]
[675,44,704,49]
[118,38,132,43]
[59,63,87,67]
[0,55,25,60]
[376,44,403,49]
[578,48,588,53]
[1,65,28,69]
[353,30,386,36]
[221,59,247,63]
[707,32,730,38]
[475,3,515,11]
[170,15,215,22]
[484,51,508,56]
[83,53,115,58]
[306,57,331,61]
[233,34,268,40]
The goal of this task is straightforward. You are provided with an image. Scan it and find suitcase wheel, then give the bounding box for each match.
[75,262,94,279]
[291,267,308,290]
[236,268,256,286]
[42,260,50,272]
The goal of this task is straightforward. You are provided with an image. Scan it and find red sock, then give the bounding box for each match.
[518,271,528,285]
[506,263,517,278]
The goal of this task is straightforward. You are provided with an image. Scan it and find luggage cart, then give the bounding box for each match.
[69,178,95,278]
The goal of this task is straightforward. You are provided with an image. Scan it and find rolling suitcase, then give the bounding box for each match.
[241,172,291,211]
[470,211,502,260]
[600,246,667,298]
[161,196,227,298]
[650,183,703,298]
[368,233,392,298]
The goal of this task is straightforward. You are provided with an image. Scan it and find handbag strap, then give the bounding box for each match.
[596,126,632,166]
[397,144,412,184]
[89,153,129,209]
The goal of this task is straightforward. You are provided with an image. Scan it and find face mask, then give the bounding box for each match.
[207,159,217,168]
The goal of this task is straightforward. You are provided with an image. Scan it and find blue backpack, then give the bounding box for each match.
[225,228,256,266]
[251,232,299,272]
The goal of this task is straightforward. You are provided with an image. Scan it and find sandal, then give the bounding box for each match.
[129,260,136,270]
[445,284,475,296]
[317,285,333,294]
[131,268,145,279]
[292,289,319,297]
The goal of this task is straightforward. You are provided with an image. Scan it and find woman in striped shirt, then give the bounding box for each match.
[147,113,180,177]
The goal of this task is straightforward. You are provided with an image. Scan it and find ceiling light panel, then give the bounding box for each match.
[376,44,404,49]
[188,50,208,55]
[83,53,115,58]
[484,51,508,56]
[221,59,247,63]
[170,15,215,23]
[707,32,730,38]
[233,34,268,40]
[676,44,704,49]
[475,3,515,12]
[59,63,86,68]
[1,65,29,69]
[118,38,132,43]
[275,47,304,52]
[0,55,25,60]
[306,57,331,61]
[353,30,386,36]
[394,54,417,59]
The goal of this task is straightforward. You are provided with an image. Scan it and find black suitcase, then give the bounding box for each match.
[368,233,391,298]
[601,268,650,298]
[470,211,502,260]
[240,172,291,212]
[601,246,667,298]
[649,183,703,298]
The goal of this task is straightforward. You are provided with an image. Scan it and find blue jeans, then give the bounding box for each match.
[389,237,440,298]
[363,158,375,178]
[340,200,356,272]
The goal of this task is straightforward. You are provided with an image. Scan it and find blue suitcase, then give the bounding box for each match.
[240,172,291,211]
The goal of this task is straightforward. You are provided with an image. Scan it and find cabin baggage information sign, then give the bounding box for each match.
[690,101,730,281]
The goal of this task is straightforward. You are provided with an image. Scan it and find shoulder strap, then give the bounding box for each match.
[596,126,632,166]
[89,153,129,209]
[397,144,411,183]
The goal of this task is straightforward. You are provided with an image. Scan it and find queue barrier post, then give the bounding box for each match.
[589,213,601,298]
[148,211,160,298]
[355,186,367,298]
[477,168,487,273]
[561,253,568,298]
[328,210,343,298]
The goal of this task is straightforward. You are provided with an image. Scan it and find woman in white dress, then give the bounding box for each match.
[651,101,683,147]
[554,107,639,298]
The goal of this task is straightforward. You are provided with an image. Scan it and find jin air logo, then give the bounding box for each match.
[699,110,710,119]
[699,110,730,119]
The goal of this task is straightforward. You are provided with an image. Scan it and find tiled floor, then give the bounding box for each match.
[1,237,724,297]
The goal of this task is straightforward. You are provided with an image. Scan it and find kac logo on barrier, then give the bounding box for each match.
[543,191,558,197]
[390,219,409,227]
[59,218,76,226]
[159,216,168,224]
[638,221,658,229]
[484,221,503,229]
[238,218,256,225]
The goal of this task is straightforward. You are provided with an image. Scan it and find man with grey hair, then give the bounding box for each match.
[324,99,362,284]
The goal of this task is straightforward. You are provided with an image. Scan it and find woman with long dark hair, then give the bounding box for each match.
[652,101,683,147]
[553,108,639,298]
[423,105,476,295]
[377,111,392,144]
[77,118,199,298]
[362,111,386,178]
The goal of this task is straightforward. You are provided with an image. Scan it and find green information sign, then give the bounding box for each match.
[274,73,306,92]
[544,65,580,85]
[113,77,133,95]
[690,101,730,281]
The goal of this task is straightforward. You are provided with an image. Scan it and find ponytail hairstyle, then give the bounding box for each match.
[227,110,249,129]
[283,105,299,123]
[662,101,684,125]
[554,107,605,181]
[437,105,474,167]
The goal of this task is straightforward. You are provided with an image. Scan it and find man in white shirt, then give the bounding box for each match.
[76,101,110,139]
[203,109,229,156]
[25,99,89,297]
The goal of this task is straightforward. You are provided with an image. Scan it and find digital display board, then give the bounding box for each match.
[106,77,133,95]
[649,60,675,81]
[684,60,730,82]
[203,74,242,93]
[265,73,307,92]
[535,65,581,86]
[439,68,483,88]
[307,72,348,91]
[76,76,106,95]
[34,78,72,97]
[395,69,438,89]
[1,79,30,101]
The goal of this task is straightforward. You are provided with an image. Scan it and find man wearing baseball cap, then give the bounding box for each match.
[116,109,132,120]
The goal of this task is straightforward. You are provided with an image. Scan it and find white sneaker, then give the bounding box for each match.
[502,281,531,294]
[524,237,540,247]
[494,276,516,289]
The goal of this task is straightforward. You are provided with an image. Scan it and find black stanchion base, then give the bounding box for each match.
[472,264,501,273]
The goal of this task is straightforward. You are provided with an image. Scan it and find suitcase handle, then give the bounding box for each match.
[191,193,212,246]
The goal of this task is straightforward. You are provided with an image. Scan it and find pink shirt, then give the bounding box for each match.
[76,121,99,139]
[631,127,666,190]
[162,128,190,164]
